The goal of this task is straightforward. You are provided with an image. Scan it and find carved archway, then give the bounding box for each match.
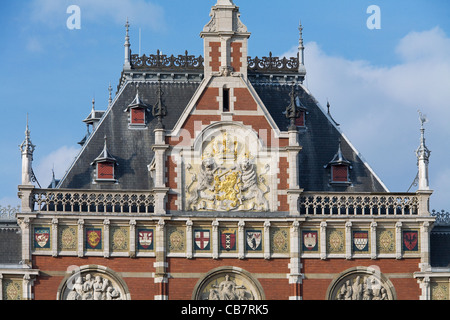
[57,265,131,300]
[326,266,397,300]
[192,267,265,300]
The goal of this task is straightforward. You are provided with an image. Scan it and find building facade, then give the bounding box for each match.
[2,0,449,300]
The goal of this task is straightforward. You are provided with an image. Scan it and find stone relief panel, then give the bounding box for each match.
[110,226,129,252]
[58,225,77,251]
[193,268,265,300]
[377,229,395,254]
[327,267,396,300]
[431,281,449,300]
[327,229,345,254]
[2,278,22,300]
[59,266,129,300]
[270,227,289,254]
[167,226,186,253]
[185,125,272,213]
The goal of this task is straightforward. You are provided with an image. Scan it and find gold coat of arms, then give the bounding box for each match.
[185,129,270,212]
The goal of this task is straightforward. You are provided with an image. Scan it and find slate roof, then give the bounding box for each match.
[252,83,387,192]
[0,224,22,264]
[430,226,450,268]
[59,81,201,190]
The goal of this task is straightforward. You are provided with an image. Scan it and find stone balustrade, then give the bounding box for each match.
[299,192,423,216]
[27,189,155,214]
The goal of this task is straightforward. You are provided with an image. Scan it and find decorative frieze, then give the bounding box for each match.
[26,217,429,262]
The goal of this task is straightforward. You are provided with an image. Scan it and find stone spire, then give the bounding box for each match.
[124,18,131,69]
[416,110,431,191]
[298,21,306,77]
[19,114,36,185]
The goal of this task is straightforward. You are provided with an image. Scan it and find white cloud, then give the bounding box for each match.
[283,27,450,210]
[29,0,166,31]
[34,146,80,189]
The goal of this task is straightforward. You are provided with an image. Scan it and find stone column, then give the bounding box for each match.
[77,219,84,258]
[420,221,432,271]
[152,129,170,215]
[370,221,377,260]
[212,220,219,259]
[154,219,168,300]
[264,220,271,260]
[52,218,58,257]
[19,217,31,266]
[320,221,327,260]
[395,221,402,260]
[286,130,303,216]
[288,220,302,300]
[345,221,352,260]
[238,220,245,260]
[186,219,193,259]
[129,219,136,258]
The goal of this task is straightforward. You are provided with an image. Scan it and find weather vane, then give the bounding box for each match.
[418,109,428,128]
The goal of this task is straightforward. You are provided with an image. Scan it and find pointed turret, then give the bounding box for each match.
[416,110,431,191]
[298,21,306,77]
[124,18,131,70]
[19,114,36,185]
[83,97,104,130]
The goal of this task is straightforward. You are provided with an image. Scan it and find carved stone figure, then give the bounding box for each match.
[65,273,122,300]
[334,275,390,301]
[239,158,269,211]
[186,157,218,210]
[208,274,253,300]
[185,130,270,212]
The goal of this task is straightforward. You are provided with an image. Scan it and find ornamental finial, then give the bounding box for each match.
[124,17,131,69]
[416,109,431,191]
[108,83,113,106]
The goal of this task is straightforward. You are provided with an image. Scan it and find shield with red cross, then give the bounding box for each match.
[194,230,211,250]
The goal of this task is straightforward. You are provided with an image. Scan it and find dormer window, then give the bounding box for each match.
[131,107,145,125]
[295,95,306,127]
[124,90,149,128]
[325,140,352,185]
[97,161,115,180]
[91,136,117,183]
[332,165,349,182]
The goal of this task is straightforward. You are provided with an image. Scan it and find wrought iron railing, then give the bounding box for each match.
[431,210,450,225]
[131,50,204,71]
[0,205,20,221]
[299,192,420,216]
[247,52,300,74]
[129,50,300,74]
[30,189,155,214]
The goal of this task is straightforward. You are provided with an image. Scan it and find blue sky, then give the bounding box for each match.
[1,0,449,210]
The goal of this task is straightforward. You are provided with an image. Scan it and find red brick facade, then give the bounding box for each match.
[31,255,421,300]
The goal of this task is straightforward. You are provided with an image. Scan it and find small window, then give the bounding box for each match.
[131,108,145,125]
[97,162,114,180]
[223,88,230,112]
[295,111,305,127]
[332,165,349,182]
